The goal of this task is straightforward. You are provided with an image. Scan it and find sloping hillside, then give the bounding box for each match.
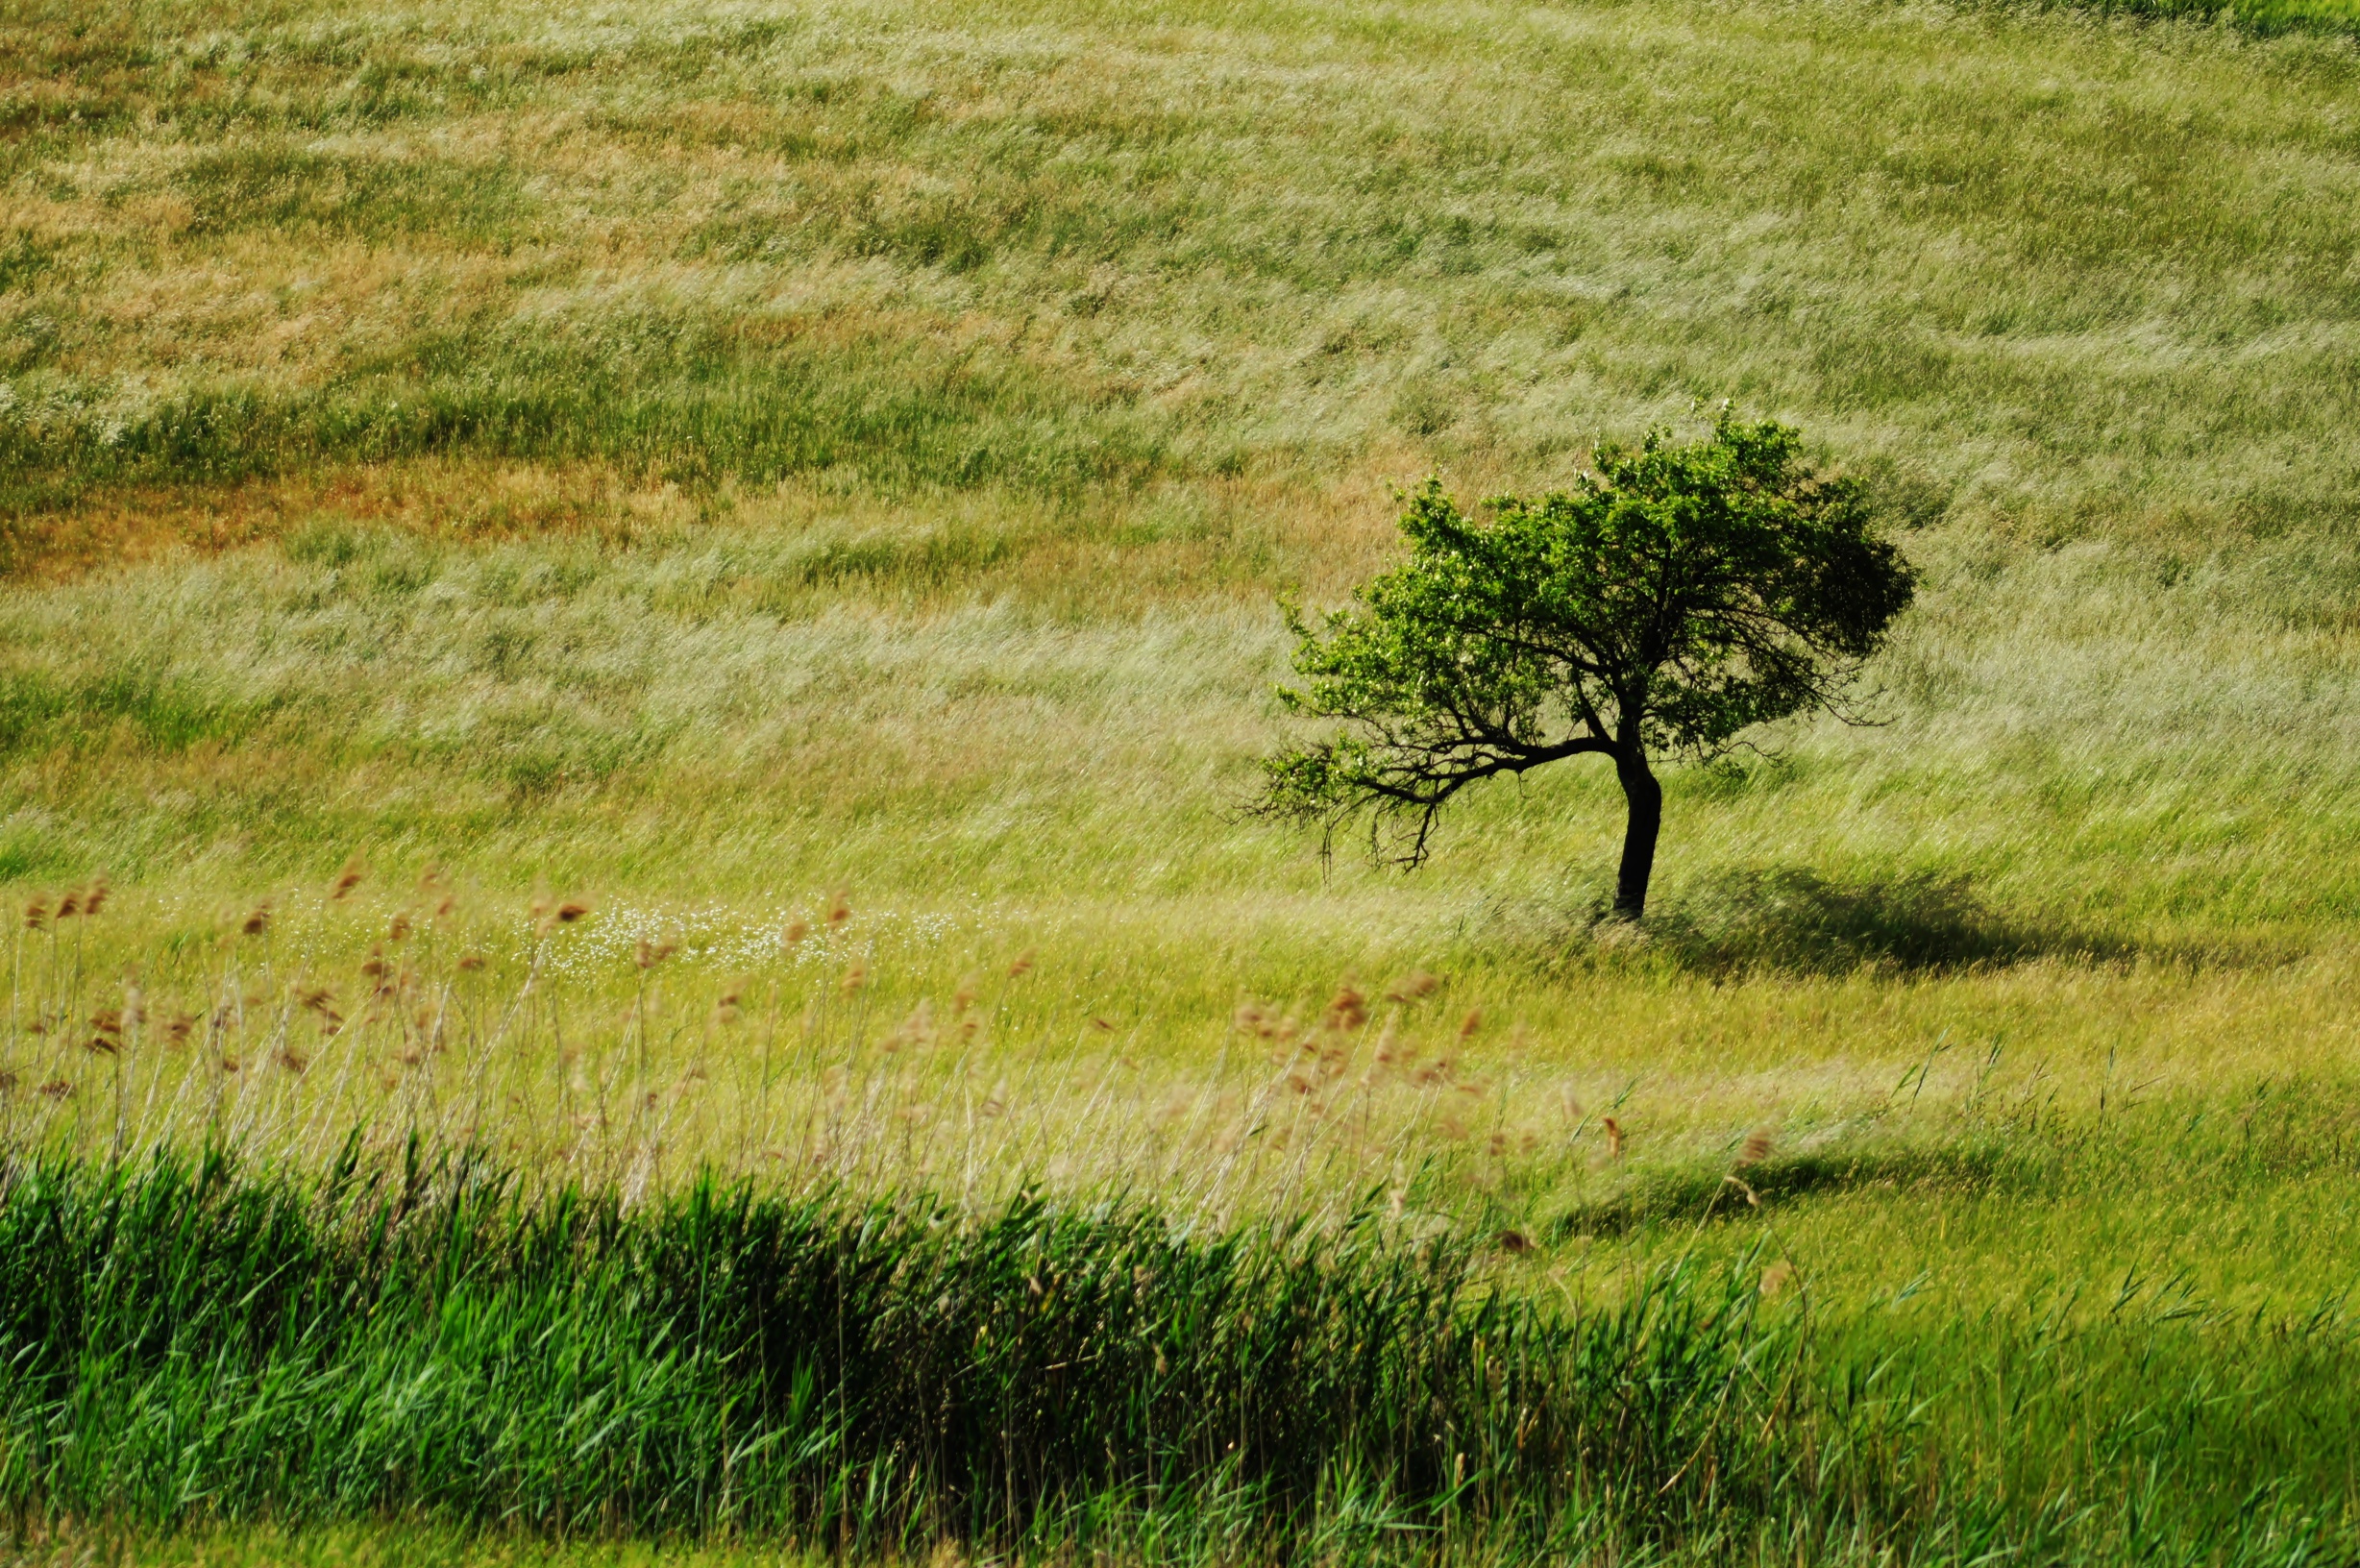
[5,1,2360,1556]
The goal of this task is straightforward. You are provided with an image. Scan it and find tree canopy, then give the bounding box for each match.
[1255,411,1917,919]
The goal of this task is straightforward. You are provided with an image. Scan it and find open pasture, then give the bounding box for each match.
[5,0,2360,1557]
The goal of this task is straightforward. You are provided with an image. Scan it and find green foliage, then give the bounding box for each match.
[1259,414,1914,894]
[0,1146,1824,1556]
[4,1147,2356,1563]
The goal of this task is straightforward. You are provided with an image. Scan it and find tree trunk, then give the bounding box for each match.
[1612,751,1662,920]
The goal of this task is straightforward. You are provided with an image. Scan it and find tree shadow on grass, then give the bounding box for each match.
[1464,866,2114,978]
[1640,867,2108,978]
[1469,865,2286,980]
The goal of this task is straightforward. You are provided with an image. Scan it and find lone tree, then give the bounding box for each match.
[1254,411,1916,920]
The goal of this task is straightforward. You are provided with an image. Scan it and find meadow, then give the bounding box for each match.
[5,0,2360,1558]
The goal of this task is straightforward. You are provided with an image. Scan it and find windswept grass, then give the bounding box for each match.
[0,1146,1814,1556]
[5,0,2360,966]
[0,876,2356,1560]
[7,0,2360,1559]
[1,1141,2354,1564]
[6,0,2360,557]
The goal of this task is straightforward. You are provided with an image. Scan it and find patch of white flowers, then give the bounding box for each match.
[531,900,976,984]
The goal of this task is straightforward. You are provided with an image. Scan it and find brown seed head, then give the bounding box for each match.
[781,919,810,947]
[1458,1008,1483,1041]
[331,860,365,899]
[635,939,676,970]
[56,893,80,919]
[881,1000,933,1054]
[1326,984,1367,1032]
[241,905,271,937]
[38,1079,72,1099]
[387,913,413,943]
[457,953,485,972]
[1385,970,1439,1003]
[1497,1229,1535,1256]
[1738,1129,1775,1166]
[81,879,107,917]
[839,957,868,996]
[1759,1261,1798,1297]
[826,892,852,925]
[556,902,589,923]
[23,896,47,931]
[1601,1116,1625,1161]
[1007,949,1035,979]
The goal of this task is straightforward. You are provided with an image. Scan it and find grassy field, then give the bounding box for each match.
[6,0,2360,1558]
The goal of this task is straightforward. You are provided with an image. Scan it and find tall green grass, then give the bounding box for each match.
[0,1143,1823,1558]
[2,1144,2353,1564]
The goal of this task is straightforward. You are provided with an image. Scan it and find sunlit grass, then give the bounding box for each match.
[9,880,2360,1323]
[6,0,2360,1556]
[5,893,2359,1558]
